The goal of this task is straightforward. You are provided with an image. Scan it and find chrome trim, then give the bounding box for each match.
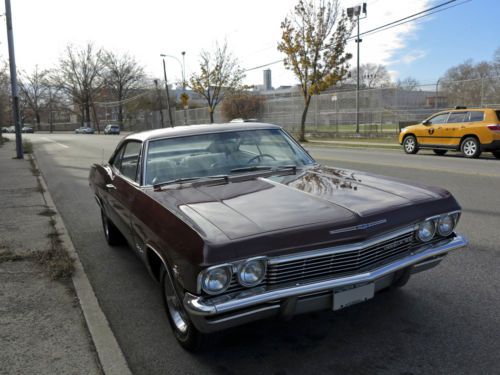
[329,219,387,235]
[268,225,415,265]
[184,234,468,316]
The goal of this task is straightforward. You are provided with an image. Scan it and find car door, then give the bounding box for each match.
[106,140,143,245]
[417,112,449,146]
[436,111,468,147]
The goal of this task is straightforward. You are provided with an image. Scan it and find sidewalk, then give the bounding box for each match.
[0,139,101,375]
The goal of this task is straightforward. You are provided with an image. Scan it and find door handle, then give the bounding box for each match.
[105,183,116,190]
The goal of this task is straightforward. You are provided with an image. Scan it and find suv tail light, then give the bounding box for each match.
[487,124,500,131]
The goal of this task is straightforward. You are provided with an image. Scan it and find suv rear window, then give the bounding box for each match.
[468,111,484,122]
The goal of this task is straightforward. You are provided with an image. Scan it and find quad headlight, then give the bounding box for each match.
[416,211,460,242]
[200,265,232,295]
[238,258,267,287]
[199,257,267,295]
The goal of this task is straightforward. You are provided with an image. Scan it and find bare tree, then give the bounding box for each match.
[188,42,245,123]
[53,43,104,128]
[18,66,49,130]
[0,63,11,132]
[278,0,353,141]
[349,63,391,89]
[102,51,145,129]
[221,93,265,121]
[396,76,420,91]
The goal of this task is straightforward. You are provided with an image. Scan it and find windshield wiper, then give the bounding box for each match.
[153,175,229,190]
[230,165,273,174]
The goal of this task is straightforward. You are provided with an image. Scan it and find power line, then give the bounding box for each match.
[243,59,282,72]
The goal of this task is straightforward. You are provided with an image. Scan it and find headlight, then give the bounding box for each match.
[200,265,232,295]
[416,220,436,242]
[437,213,457,236]
[238,258,267,287]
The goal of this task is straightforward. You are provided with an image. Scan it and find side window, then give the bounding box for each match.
[468,111,484,122]
[111,145,125,171]
[447,112,468,123]
[428,113,449,125]
[115,141,142,182]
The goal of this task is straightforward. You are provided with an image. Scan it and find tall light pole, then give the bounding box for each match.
[435,78,441,109]
[4,0,23,158]
[153,79,165,128]
[160,55,174,127]
[347,3,367,135]
[161,53,187,125]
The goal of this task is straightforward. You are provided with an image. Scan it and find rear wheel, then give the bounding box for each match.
[100,209,123,246]
[492,151,500,159]
[461,137,481,158]
[161,265,206,351]
[433,149,448,156]
[403,135,419,154]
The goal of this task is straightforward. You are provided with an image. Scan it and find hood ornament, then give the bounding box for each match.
[329,219,387,235]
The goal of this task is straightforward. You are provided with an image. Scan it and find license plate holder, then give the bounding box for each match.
[333,283,375,311]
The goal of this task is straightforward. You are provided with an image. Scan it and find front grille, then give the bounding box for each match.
[266,231,415,287]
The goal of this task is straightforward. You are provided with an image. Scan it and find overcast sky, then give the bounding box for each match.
[0,0,479,89]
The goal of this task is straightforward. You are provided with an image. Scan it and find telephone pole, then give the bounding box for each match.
[5,0,23,158]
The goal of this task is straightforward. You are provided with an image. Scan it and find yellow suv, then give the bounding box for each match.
[399,107,500,158]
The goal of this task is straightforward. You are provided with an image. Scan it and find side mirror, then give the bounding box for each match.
[422,120,431,125]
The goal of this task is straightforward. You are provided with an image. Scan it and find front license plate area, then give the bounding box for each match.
[333,283,375,311]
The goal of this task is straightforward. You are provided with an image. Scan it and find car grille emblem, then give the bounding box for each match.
[329,219,387,235]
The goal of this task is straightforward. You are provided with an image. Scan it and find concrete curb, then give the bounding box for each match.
[31,153,133,375]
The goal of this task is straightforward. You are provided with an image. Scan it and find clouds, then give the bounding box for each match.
[2,0,430,87]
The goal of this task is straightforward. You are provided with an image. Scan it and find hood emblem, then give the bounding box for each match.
[329,219,387,235]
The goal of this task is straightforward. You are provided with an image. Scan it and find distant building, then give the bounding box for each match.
[263,69,273,91]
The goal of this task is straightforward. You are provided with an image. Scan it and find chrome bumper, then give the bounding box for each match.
[184,234,468,318]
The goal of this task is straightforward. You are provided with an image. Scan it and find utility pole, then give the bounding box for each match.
[182,51,187,125]
[348,3,367,135]
[161,56,174,127]
[5,0,23,158]
[153,79,165,128]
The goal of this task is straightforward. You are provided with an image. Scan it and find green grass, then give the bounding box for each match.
[23,140,33,154]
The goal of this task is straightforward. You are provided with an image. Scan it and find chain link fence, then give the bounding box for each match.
[128,76,500,137]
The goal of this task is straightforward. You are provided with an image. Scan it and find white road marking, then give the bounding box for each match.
[42,137,69,149]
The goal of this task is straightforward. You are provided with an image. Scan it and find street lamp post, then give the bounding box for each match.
[153,79,165,128]
[160,55,174,127]
[435,78,441,110]
[161,53,187,125]
[347,3,367,135]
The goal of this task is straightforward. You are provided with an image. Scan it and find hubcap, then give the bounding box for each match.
[463,140,476,156]
[405,138,415,152]
[164,274,188,334]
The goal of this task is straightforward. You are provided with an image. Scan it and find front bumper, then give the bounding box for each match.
[184,234,467,333]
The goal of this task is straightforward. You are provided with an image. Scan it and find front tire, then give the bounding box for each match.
[100,209,123,246]
[161,265,205,351]
[492,151,500,159]
[433,149,447,156]
[461,137,481,158]
[403,135,419,154]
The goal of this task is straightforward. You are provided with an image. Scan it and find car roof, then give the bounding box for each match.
[125,122,283,142]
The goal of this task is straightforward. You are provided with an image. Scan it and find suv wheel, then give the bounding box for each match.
[403,135,419,154]
[461,137,481,158]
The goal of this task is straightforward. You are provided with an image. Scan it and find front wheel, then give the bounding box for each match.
[100,209,123,246]
[461,137,481,158]
[161,265,206,351]
[433,149,448,156]
[492,151,500,159]
[403,135,419,154]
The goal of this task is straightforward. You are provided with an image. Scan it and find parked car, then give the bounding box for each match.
[89,123,467,350]
[4,126,16,133]
[104,124,120,135]
[399,107,500,158]
[75,127,95,134]
[21,126,34,133]
[1,126,9,133]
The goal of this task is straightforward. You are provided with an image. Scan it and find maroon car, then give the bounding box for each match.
[89,123,467,350]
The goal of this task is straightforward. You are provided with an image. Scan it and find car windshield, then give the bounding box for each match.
[145,128,314,185]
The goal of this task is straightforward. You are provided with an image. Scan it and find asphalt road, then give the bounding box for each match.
[12,133,500,374]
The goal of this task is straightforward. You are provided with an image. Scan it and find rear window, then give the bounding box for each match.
[447,112,468,123]
[468,111,484,122]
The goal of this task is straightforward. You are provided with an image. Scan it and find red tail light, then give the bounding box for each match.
[487,124,500,131]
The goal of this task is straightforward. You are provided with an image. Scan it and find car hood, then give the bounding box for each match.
[148,166,454,242]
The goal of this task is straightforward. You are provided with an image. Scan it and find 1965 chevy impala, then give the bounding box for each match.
[89,123,467,350]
